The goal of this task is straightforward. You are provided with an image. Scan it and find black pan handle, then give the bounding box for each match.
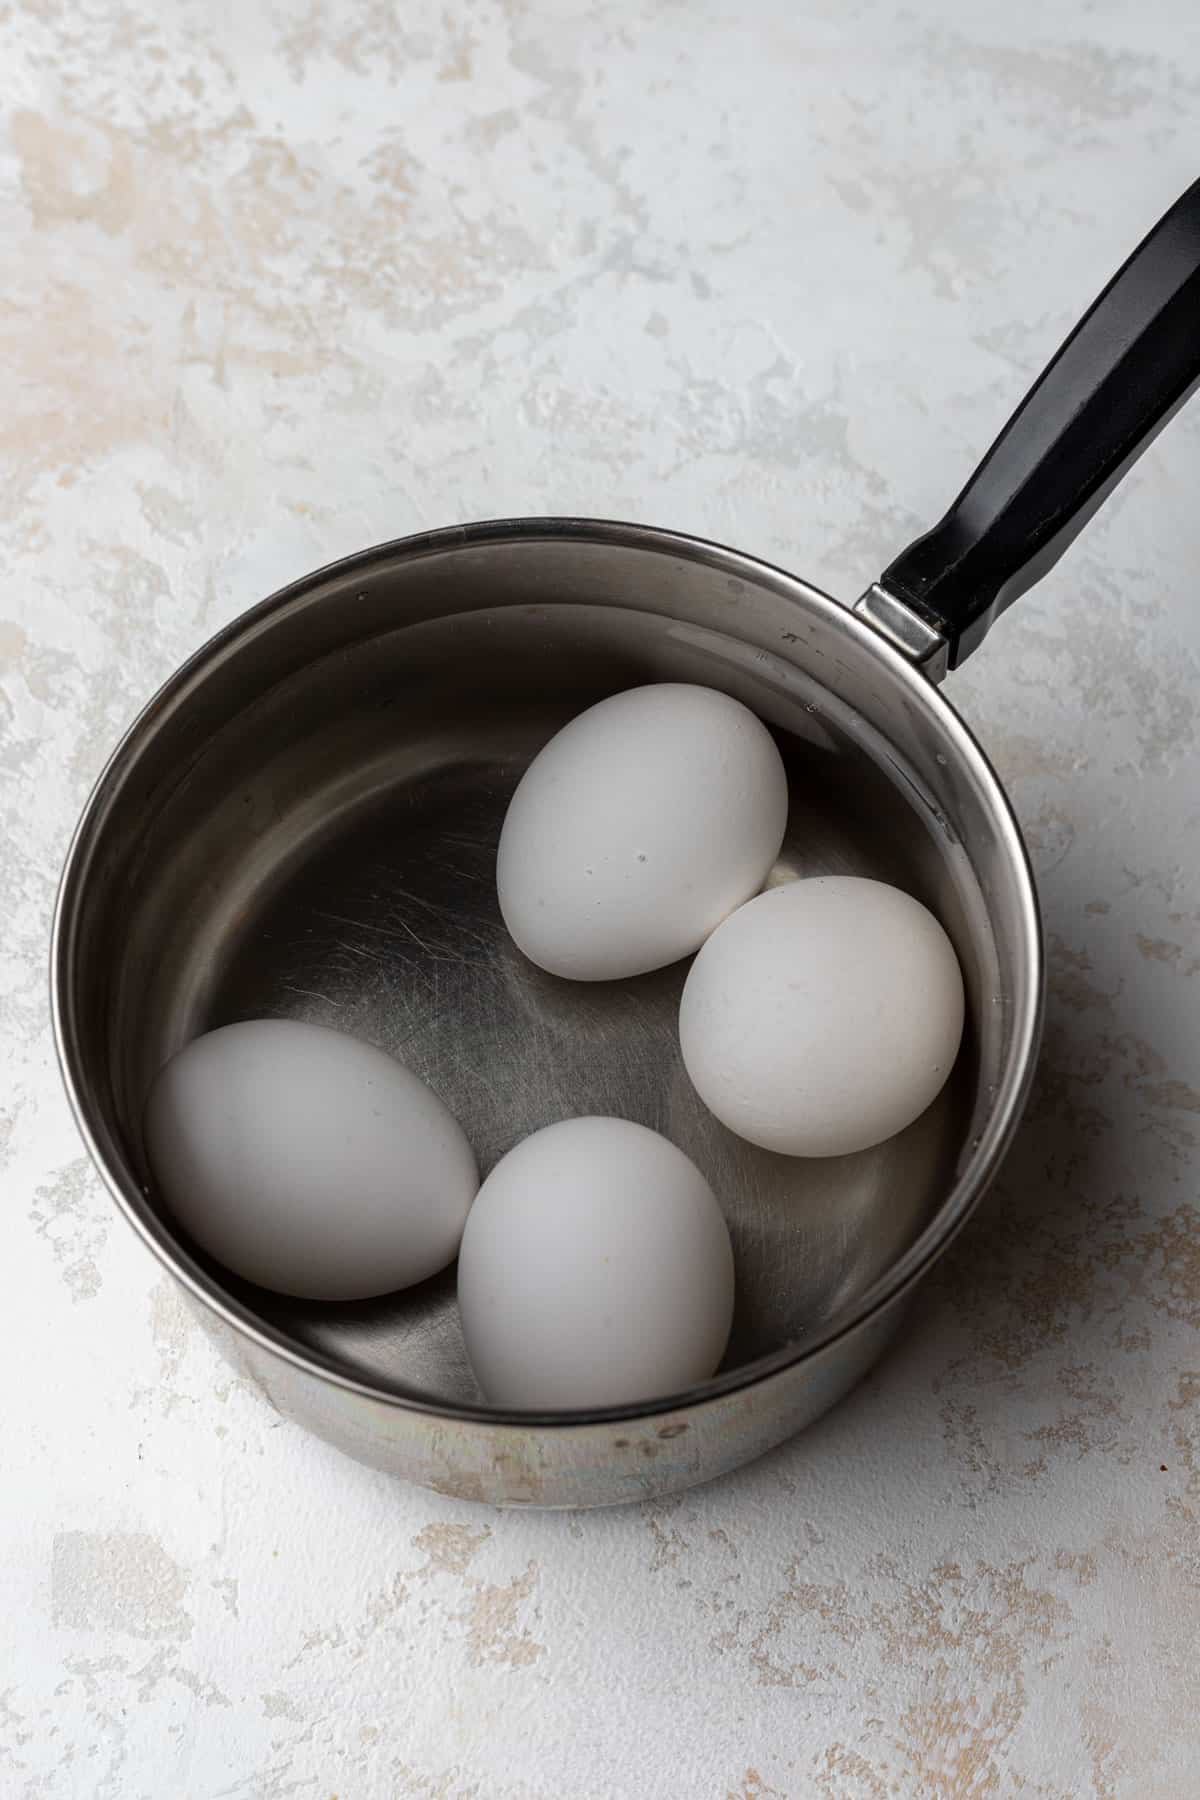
[873,177,1200,670]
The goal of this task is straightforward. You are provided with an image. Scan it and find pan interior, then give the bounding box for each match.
[63,525,1021,1418]
[74,534,1009,1412]
[214,750,973,1399]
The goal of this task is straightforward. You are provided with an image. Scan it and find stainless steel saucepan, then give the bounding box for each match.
[53,181,1200,1507]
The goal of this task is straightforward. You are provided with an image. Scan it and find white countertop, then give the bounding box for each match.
[5,3,1200,1794]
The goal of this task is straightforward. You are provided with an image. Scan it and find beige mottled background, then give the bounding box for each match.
[4,2,1200,1795]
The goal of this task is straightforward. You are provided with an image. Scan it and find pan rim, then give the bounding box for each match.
[50,514,1044,1432]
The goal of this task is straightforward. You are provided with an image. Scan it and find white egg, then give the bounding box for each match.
[457,1117,734,1408]
[143,1020,478,1300]
[679,876,965,1158]
[497,683,788,981]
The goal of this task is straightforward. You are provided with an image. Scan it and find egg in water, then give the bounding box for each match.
[679,876,965,1157]
[144,1019,479,1300]
[497,683,788,981]
[457,1116,735,1408]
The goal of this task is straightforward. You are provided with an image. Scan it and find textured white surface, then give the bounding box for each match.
[4,2,1200,1794]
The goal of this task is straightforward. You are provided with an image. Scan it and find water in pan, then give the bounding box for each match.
[204,733,968,1406]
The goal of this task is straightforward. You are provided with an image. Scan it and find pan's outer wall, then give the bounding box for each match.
[195,1289,909,1507]
[53,521,1044,1507]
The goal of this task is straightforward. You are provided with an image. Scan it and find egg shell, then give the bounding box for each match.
[457,1116,735,1409]
[143,1019,478,1300]
[497,682,789,981]
[679,876,966,1158]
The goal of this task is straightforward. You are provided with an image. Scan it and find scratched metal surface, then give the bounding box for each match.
[202,725,964,1403]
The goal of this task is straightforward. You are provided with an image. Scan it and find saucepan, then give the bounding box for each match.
[52,180,1200,1506]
